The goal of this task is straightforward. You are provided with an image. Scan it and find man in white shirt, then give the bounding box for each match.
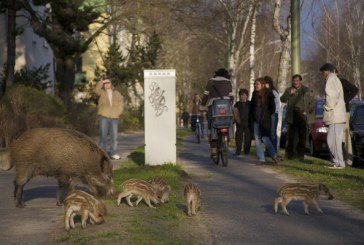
[320,63,346,169]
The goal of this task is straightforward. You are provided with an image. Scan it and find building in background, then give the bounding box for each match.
[0,3,56,94]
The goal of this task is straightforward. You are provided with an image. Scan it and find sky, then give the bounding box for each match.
[300,0,322,60]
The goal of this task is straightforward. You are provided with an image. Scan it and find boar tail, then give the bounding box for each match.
[0,151,13,171]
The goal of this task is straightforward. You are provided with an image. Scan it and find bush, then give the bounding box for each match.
[67,102,98,136]
[121,107,144,131]
[0,85,66,147]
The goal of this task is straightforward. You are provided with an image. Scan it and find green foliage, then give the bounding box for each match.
[13,64,51,90]
[32,0,101,56]
[121,106,144,131]
[127,31,162,84]
[95,32,162,101]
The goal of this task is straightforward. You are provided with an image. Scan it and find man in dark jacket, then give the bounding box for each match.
[280,74,313,160]
[201,68,234,158]
[334,69,359,165]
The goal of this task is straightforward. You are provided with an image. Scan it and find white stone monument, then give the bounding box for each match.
[144,69,176,165]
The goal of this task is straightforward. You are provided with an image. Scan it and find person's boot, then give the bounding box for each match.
[210,147,217,159]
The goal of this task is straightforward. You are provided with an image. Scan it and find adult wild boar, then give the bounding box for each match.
[5,128,115,208]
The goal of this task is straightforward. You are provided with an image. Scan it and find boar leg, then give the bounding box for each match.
[281,197,291,215]
[143,197,155,208]
[135,196,143,206]
[303,200,310,215]
[117,191,134,207]
[310,199,323,214]
[70,213,77,228]
[187,201,192,216]
[56,177,71,206]
[193,199,199,215]
[64,208,74,231]
[14,171,32,208]
[81,207,89,229]
[274,197,282,214]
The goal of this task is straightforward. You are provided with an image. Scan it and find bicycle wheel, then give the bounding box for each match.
[212,151,220,165]
[220,133,228,167]
[212,132,220,165]
[196,122,201,144]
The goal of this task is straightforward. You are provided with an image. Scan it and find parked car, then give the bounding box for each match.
[350,101,364,167]
[308,99,329,156]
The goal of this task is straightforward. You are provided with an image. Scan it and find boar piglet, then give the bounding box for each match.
[64,190,107,231]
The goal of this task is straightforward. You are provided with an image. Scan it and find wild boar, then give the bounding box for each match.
[4,128,114,208]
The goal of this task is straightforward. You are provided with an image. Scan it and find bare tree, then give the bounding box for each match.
[216,0,255,97]
[273,0,291,94]
[310,0,363,99]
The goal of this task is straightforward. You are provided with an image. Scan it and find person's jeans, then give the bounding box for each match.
[271,113,278,153]
[99,116,119,156]
[254,122,277,162]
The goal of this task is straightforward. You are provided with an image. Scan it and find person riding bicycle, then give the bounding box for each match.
[189,93,205,137]
[201,68,234,159]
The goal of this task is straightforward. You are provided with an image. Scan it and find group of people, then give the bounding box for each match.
[95,63,357,169]
[200,64,358,168]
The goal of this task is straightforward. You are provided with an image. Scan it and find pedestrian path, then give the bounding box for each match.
[178,133,364,244]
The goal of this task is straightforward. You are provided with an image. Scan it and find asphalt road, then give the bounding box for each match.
[179,133,364,245]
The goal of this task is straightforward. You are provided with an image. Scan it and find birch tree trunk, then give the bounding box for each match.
[249,4,258,99]
[273,0,291,150]
[273,0,291,94]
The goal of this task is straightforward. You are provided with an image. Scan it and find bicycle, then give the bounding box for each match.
[195,116,202,144]
[210,99,233,167]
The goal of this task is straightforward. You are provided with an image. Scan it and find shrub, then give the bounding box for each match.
[121,107,144,131]
[0,85,66,147]
[67,102,98,136]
